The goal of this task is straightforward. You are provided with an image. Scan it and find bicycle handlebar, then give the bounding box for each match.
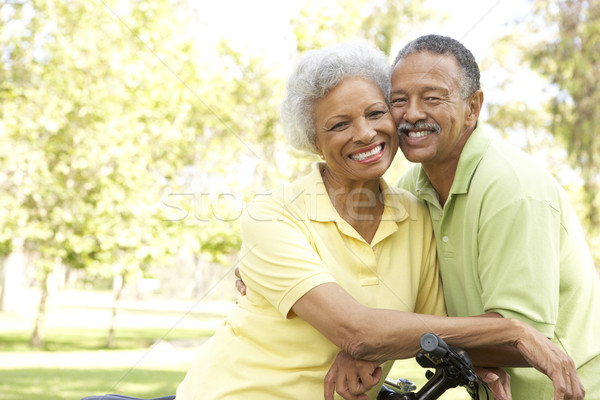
[419,333,449,359]
[378,333,489,400]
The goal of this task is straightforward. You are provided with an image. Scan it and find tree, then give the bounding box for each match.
[0,0,204,347]
[482,1,600,269]
[523,0,600,265]
[292,0,438,56]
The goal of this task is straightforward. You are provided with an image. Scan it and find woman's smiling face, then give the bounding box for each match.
[314,76,398,185]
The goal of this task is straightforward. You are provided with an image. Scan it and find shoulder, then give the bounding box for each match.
[242,178,307,224]
[396,163,422,194]
[474,135,561,202]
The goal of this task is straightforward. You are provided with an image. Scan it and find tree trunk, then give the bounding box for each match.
[106,273,125,348]
[30,270,51,348]
[1,239,25,313]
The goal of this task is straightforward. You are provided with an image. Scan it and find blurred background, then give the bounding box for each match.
[1,0,599,399]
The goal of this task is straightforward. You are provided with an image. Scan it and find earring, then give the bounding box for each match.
[319,154,324,159]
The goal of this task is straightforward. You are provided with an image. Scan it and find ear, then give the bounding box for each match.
[465,90,484,127]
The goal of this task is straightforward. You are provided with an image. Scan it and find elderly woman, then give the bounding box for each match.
[173,41,581,400]
[175,40,444,399]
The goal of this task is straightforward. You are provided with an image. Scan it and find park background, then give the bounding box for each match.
[1,0,599,399]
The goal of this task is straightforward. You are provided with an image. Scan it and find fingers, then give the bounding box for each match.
[550,356,585,400]
[539,344,584,400]
[336,364,380,399]
[233,267,246,295]
[324,365,366,400]
[324,352,381,400]
[514,325,585,400]
[323,362,337,400]
[235,278,246,295]
[476,367,511,400]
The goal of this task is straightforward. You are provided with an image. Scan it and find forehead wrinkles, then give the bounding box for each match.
[392,55,462,94]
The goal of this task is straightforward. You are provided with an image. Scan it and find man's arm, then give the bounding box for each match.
[467,312,529,367]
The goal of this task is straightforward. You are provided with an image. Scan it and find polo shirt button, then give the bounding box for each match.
[442,236,449,243]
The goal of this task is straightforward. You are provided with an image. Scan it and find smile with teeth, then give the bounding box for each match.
[407,130,434,138]
[349,144,384,161]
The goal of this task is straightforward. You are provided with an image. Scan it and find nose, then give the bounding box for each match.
[403,100,426,123]
[355,118,377,143]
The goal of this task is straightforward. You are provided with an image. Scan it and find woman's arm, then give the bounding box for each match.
[293,283,584,400]
[292,282,519,361]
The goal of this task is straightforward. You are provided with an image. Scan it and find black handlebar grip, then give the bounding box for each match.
[420,333,449,359]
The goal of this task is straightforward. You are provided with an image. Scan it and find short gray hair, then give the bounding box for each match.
[281,40,391,154]
[393,35,480,99]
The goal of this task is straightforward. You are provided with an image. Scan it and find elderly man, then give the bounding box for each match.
[387,34,600,399]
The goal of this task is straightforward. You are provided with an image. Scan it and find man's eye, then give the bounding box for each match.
[391,98,406,106]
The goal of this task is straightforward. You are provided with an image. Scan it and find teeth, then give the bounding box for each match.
[408,131,431,138]
[350,144,383,161]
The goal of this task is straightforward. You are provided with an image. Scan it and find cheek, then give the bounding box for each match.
[390,108,403,125]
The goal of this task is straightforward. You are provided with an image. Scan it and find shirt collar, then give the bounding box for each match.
[304,162,408,224]
[450,124,491,194]
[414,124,491,199]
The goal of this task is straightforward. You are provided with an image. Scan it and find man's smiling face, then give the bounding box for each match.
[390,52,475,167]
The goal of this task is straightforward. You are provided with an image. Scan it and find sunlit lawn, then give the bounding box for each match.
[0,326,210,400]
[0,364,186,400]
[0,330,470,400]
[0,290,470,400]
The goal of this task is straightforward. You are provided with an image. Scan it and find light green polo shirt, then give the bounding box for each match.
[398,125,600,399]
[177,162,446,400]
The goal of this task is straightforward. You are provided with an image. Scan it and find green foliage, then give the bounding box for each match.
[484,2,600,268]
[526,0,600,234]
[1,0,196,278]
[292,0,436,56]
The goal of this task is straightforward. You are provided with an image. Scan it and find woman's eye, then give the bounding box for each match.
[368,110,385,118]
[330,122,348,131]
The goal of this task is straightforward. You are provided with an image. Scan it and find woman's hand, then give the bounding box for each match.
[514,322,585,400]
[324,351,381,400]
[234,267,246,295]
[475,367,511,400]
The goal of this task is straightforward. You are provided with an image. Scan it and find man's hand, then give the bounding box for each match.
[324,351,382,400]
[515,323,585,400]
[234,267,246,295]
[475,367,511,400]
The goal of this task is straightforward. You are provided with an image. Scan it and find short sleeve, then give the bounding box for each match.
[238,194,336,318]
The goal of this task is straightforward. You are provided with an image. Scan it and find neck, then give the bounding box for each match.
[422,163,456,207]
[422,126,475,207]
[321,167,383,243]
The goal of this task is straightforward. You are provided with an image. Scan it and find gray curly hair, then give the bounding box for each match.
[393,35,480,99]
[280,40,392,154]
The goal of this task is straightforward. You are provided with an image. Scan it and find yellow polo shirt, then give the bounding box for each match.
[175,163,446,400]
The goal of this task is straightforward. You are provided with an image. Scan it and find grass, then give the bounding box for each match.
[0,326,215,352]
[0,365,186,400]
[0,326,211,400]
[0,289,471,400]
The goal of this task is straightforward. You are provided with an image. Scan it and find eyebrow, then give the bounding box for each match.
[392,86,449,95]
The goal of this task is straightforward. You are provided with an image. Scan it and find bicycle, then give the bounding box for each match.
[377,333,490,400]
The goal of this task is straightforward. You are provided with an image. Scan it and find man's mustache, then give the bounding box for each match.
[397,121,441,134]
